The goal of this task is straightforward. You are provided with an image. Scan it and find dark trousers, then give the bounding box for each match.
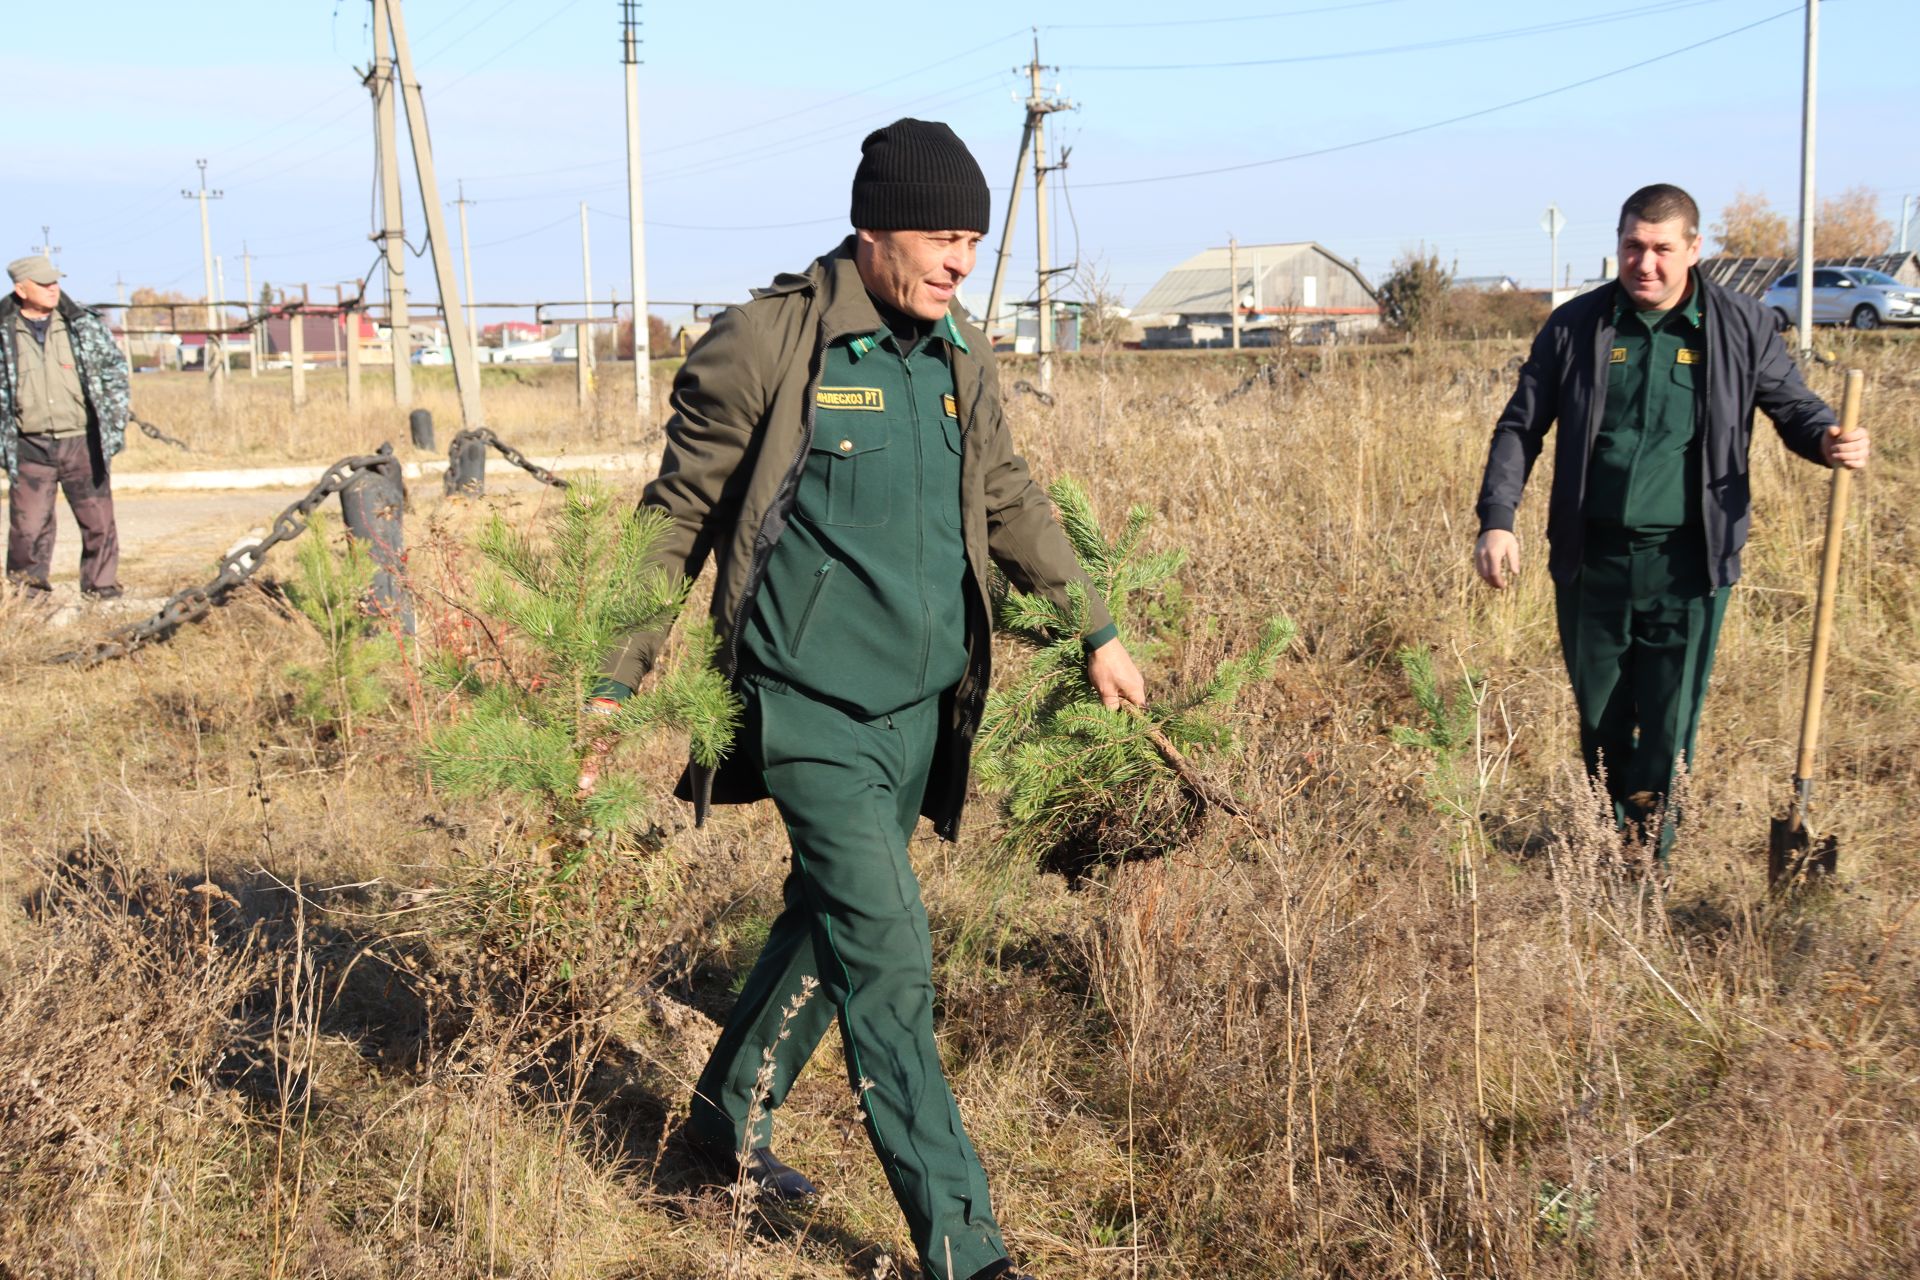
[689,677,1006,1280]
[1555,528,1728,858]
[6,435,118,594]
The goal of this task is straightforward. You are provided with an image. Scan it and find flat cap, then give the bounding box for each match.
[7,255,60,286]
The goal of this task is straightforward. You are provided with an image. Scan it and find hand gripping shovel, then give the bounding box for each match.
[1769,369,1863,889]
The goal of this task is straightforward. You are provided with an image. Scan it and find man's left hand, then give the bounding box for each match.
[1823,422,1870,470]
[1089,638,1147,711]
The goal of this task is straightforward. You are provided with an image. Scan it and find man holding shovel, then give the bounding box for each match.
[585,119,1143,1280]
[1473,183,1869,859]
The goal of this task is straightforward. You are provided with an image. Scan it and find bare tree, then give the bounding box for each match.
[1815,186,1894,257]
[1713,189,1793,257]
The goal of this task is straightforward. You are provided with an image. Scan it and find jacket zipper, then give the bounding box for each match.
[790,559,835,654]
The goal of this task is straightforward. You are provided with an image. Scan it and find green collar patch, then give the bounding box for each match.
[845,310,971,362]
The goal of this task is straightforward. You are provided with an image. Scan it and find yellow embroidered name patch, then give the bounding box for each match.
[941,393,957,418]
[1609,347,1628,364]
[816,386,884,411]
[1676,348,1702,365]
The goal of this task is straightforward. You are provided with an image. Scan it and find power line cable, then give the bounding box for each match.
[1073,7,1799,190]
[1062,0,1733,70]
[1044,0,1406,31]
[462,30,1027,188]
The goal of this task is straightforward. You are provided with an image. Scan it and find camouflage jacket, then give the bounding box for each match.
[0,292,131,480]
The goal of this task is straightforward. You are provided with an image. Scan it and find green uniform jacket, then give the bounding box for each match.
[604,238,1115,840]
[0,293,131,482]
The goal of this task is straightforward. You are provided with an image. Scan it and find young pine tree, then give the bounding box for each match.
[284,513,397,737]
[975,477,1292,873]
[420,480,737,847]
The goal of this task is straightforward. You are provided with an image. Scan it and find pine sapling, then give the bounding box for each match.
[283,513,397,738]
[420,479,738,847]
[976,476,1292,873]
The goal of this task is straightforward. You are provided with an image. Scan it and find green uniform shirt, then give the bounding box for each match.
[741,300,971,716]
[1584,283,1706,534]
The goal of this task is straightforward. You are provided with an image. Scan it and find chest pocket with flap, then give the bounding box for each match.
[801,413,891,528]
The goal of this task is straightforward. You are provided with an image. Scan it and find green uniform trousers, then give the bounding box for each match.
[1555,528,1729,858]
[689,675,1005,1280]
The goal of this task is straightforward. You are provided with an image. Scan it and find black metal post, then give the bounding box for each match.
[339,455,414,635]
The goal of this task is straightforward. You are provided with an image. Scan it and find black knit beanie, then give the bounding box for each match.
[849,119,990,234]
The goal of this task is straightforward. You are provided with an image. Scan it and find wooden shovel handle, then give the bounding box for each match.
[1794,369,1863,783]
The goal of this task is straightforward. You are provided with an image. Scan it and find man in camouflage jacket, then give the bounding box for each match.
[1,255,131,597]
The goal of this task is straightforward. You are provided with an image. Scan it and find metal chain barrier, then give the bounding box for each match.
[444,428,569,495]
[131,414,190,451]
[51,444,401,667]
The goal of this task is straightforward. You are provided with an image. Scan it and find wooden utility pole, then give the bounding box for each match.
[1229,237,1242,350]
[622,0,652,415]
[239,242,258,377]
[385,0,484,426]
[580,202,595,374]
[453,179,480,371]
[181,159,225,410]
[1795,0,1819,353]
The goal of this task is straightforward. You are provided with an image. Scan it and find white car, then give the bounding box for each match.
[1764,267,1920,330]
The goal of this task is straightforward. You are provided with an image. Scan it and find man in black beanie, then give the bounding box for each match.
[588,119,1144,1279]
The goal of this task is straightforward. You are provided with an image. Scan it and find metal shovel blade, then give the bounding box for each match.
[1768,813,1838,889]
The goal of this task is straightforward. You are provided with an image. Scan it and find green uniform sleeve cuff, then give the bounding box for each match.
[1082,622,1120,654]
[589,677,633,703]
[1479,505,1516,535]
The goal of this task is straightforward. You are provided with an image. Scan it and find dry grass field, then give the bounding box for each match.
[2,334,1916,1279]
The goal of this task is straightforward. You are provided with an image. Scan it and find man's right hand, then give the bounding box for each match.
[1474,529,1521,590]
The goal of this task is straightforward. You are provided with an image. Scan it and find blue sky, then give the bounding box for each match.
[13,0,1918,327]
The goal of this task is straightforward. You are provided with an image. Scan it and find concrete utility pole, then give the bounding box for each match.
[622,0,652,416]
[1901,195,1914,253]
[215,255,233,377]
[34,226,61,266]
[345,291,364,412]
[453,179,480,371]
[988,36,1070,369]
[580,202,595,373]
[385,0,485,427]
[239,242,259,377]
[113,273,131,364]
[368,0,412,407]
[1541,203,1566,301]
[181,159,225,411]
[1229,236,1242,350]
[983,111,1035,346]
[1027,38,1073,392]
[1795,0,1819,352]
[289,291,307,409]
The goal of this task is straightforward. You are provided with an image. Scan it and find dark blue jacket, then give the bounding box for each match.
[1475,271,1835,588]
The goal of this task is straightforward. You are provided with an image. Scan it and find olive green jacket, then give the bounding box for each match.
[605,237,1114,839]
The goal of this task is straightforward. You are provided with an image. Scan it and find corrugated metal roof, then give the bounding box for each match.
[1133,242,1374,317]
[1701,252,1920,297]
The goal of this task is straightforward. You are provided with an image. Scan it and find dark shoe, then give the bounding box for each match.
[82,585,124,601]
[693,1142,819,1205]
